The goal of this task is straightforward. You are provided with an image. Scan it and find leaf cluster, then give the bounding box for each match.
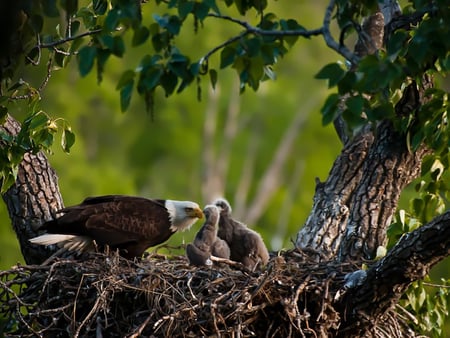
[400,278,450,337]
[316,1,449,152]
[0,108,74,192]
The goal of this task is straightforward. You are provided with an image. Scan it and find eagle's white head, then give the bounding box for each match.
[165,200,203,232]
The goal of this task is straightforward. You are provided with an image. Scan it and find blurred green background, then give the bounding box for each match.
[0,2,340,268]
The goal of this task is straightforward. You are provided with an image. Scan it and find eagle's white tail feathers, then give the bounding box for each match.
[29,234,94,252]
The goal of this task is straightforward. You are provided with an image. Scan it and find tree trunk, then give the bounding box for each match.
[1,115,63,264]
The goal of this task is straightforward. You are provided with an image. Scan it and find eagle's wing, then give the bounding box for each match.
[46,197,172,247]
[79,195,166,206]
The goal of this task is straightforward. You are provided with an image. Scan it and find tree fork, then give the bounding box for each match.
[338,210,450,336]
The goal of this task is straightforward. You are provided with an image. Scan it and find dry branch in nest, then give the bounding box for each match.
[0,249,414,337]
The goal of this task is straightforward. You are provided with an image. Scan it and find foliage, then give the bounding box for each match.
[400,278,450,337]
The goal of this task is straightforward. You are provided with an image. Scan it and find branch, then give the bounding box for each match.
[207,13,323,37]
[321,0,359,66]
[202,1,358,66]
[339,210,450,335]
[37,29,102,49]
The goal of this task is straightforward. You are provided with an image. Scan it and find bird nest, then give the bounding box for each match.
[0,248,410,337]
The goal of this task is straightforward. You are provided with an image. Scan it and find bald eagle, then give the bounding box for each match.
[29,195,203,259]
[186,204,221,266]
[213,198,269,270]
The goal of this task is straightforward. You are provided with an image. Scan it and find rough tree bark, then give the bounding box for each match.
[1,115,63,265]
[293,5,448,336]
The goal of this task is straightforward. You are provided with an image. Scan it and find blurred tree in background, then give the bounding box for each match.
[0,1,341,268]
[1,0,450,336]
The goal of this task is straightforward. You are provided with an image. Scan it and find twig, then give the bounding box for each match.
[202,3,358,66]
[38,29,102,49]
[200,13,322,66]
[199,30,250,66]
[210,255,246,269]
[322,0,359,65]
[126,312,153,338]
[207,13,323,37]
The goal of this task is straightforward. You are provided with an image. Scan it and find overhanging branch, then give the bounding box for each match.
[202,0,358,66]
[339,211,450,333]
[37,29,102,49]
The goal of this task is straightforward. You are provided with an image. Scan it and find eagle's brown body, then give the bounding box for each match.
[30,195,203,259]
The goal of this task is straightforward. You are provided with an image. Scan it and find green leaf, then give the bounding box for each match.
[421,155,435,176]
[132,26,150,46]
[120,81,134,112]
[178,1,195,19]
[386,30,409,59]
[93,0,108,15]
[138,67,163,93]
[105,8,120,31]
[61,127,75,153]
[77,46,97,77]
[315,63,346,88]
[29,112,49,130]
[32,129,54,149]
[243,37,261,57]
[42,0,60,17]
[112,36,125,57]
[69,20,81,37]
[337,71,357,95]
[411,198,424,216]
[430,159,444,181]
[0,106,7,123]
[160,71,178,96]
[321,93,340,125]
[153,14,181,35]
[77,8,96,30]
[30,15,44,33]
[97,35,125,57]
[342,108,366,130]
[55,50,68,68]
[97,35,114,50]
[116,70,136,90]
[209,69,218,89]
[247,57,264,90]
[366,103,394,121]
[60,0,78,15]
[220,46,236,69]
[1,171,17,193]
[96,49,111,83]
[193,2,210,21]
[345,95,365,115]
[204,0,221,15]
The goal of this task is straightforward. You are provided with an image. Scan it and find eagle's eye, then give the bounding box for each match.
[185,207,193,212]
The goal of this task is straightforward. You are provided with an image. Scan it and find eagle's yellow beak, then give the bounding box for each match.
[189,207,204,219]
